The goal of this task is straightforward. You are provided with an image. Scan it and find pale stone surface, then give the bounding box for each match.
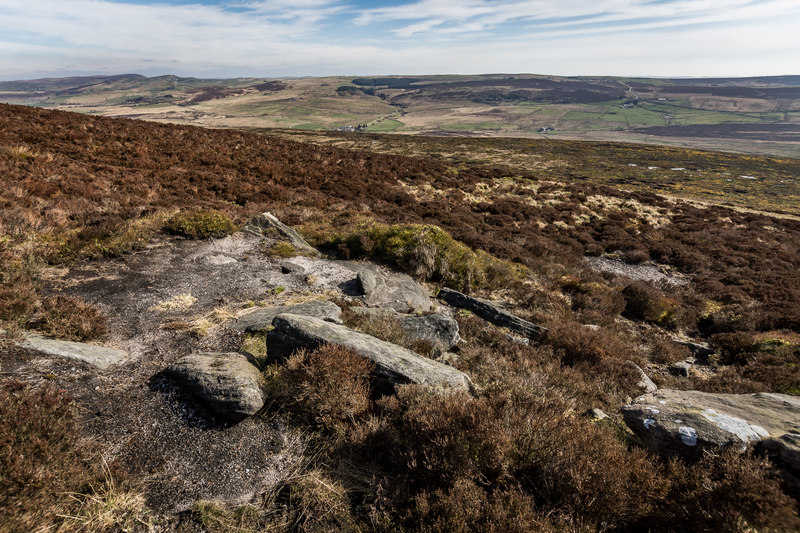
[268,313,473,394]
[243,212,318,255]
[230,300,342,333]
[18,334,126,370]
[622,389,800,472]
[167,352,265,421]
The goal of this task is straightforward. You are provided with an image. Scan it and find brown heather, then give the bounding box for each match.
[1,103,799,530]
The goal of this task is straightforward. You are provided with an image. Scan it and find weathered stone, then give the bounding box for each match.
[230,300,342,333]
[166,352,265,421]
[505,334,530,346]
[243,212,317,255]
[280,261,306,275]
[351,307,460,353]
[437,288,545,340]
[671,335,715,360]
[669,361,692,377]
[354,263,433,314]
[268,313,473,394]
[626,360,658,393]
[622,389,800,472]
[18,334,126,370]
[586,408,609,421]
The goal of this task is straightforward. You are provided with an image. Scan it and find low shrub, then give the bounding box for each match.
[0,272,38,324]
[0,381,144,532]
[307,222,527,292]
[165,209,236,239]
[27,295,107,342]
[272,343,374,433]
[267,241,297,258]
[622,281,680,328]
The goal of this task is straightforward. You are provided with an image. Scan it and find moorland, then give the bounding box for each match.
[0,102,799,532]
[2,73,800,157]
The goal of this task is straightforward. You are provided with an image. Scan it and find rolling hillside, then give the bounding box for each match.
[2,73,800,157]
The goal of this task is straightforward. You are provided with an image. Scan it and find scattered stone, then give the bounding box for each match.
[280,261,306,275]
[626,360,658,393]
[583,324,601,331]
[435,352,461,366]
[505,334,530,346]
[18,334,126,370]
[166,352,265,421]
[351,307,460,353]
[204,254,238,266]
[437,288,545,340]
[243,212,317,255]
[669,361,691,377]
[229,300,342,333]
[622,389,800,472]
[268,313,473,394]
[355,263,433,314]
[670,335,715,360]
[586,408,609,421]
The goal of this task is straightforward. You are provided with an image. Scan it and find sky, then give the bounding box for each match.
[1,0,799,80]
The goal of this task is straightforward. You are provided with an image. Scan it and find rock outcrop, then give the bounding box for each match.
[267,313,473,394]
[351,307,460,353]
[18,334,126,370]
[243,212,317,255]
[166,352,265,421]
[354,263,433,314]
[230,300,342,333]
[437,288,545,340]
[622,389,800,472]
[626,360,658,393]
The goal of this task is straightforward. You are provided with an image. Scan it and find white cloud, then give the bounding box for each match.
[0,0,797,79]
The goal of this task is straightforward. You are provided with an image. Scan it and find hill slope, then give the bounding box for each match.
[1,103,799,531]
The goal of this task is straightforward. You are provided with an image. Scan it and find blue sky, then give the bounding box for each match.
[1,0,798,80]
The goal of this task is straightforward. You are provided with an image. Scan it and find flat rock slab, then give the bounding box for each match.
[268,313,473,394]
[243,212,318,255]
[622,389,800,472]
[166,352,265,421]
[18,334,126,370]
[230,300,342,333]
[351,307,460,353]
[354,263,433,314]
[437,288,545,340]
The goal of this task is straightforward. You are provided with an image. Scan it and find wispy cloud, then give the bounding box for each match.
[0,0,797,79]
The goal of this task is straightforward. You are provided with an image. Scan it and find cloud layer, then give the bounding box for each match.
[0,0,797,79]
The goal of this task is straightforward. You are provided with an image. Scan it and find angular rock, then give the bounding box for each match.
[671,335,715,360]
[268,313,473,394]
[166,352,265,421]
[243,212,317,255]
[355,263,432,314]
[18,334,126,370]
[351,307,460,353]
[230,300,342,333]
[437,288,545,340]
[669,361,691,377]
[280,261,306,275]
[622,389,800,472]
[586,408,609,421]
[626,360,658,393]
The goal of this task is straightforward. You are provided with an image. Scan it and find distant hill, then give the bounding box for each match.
[2,73,799,158]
